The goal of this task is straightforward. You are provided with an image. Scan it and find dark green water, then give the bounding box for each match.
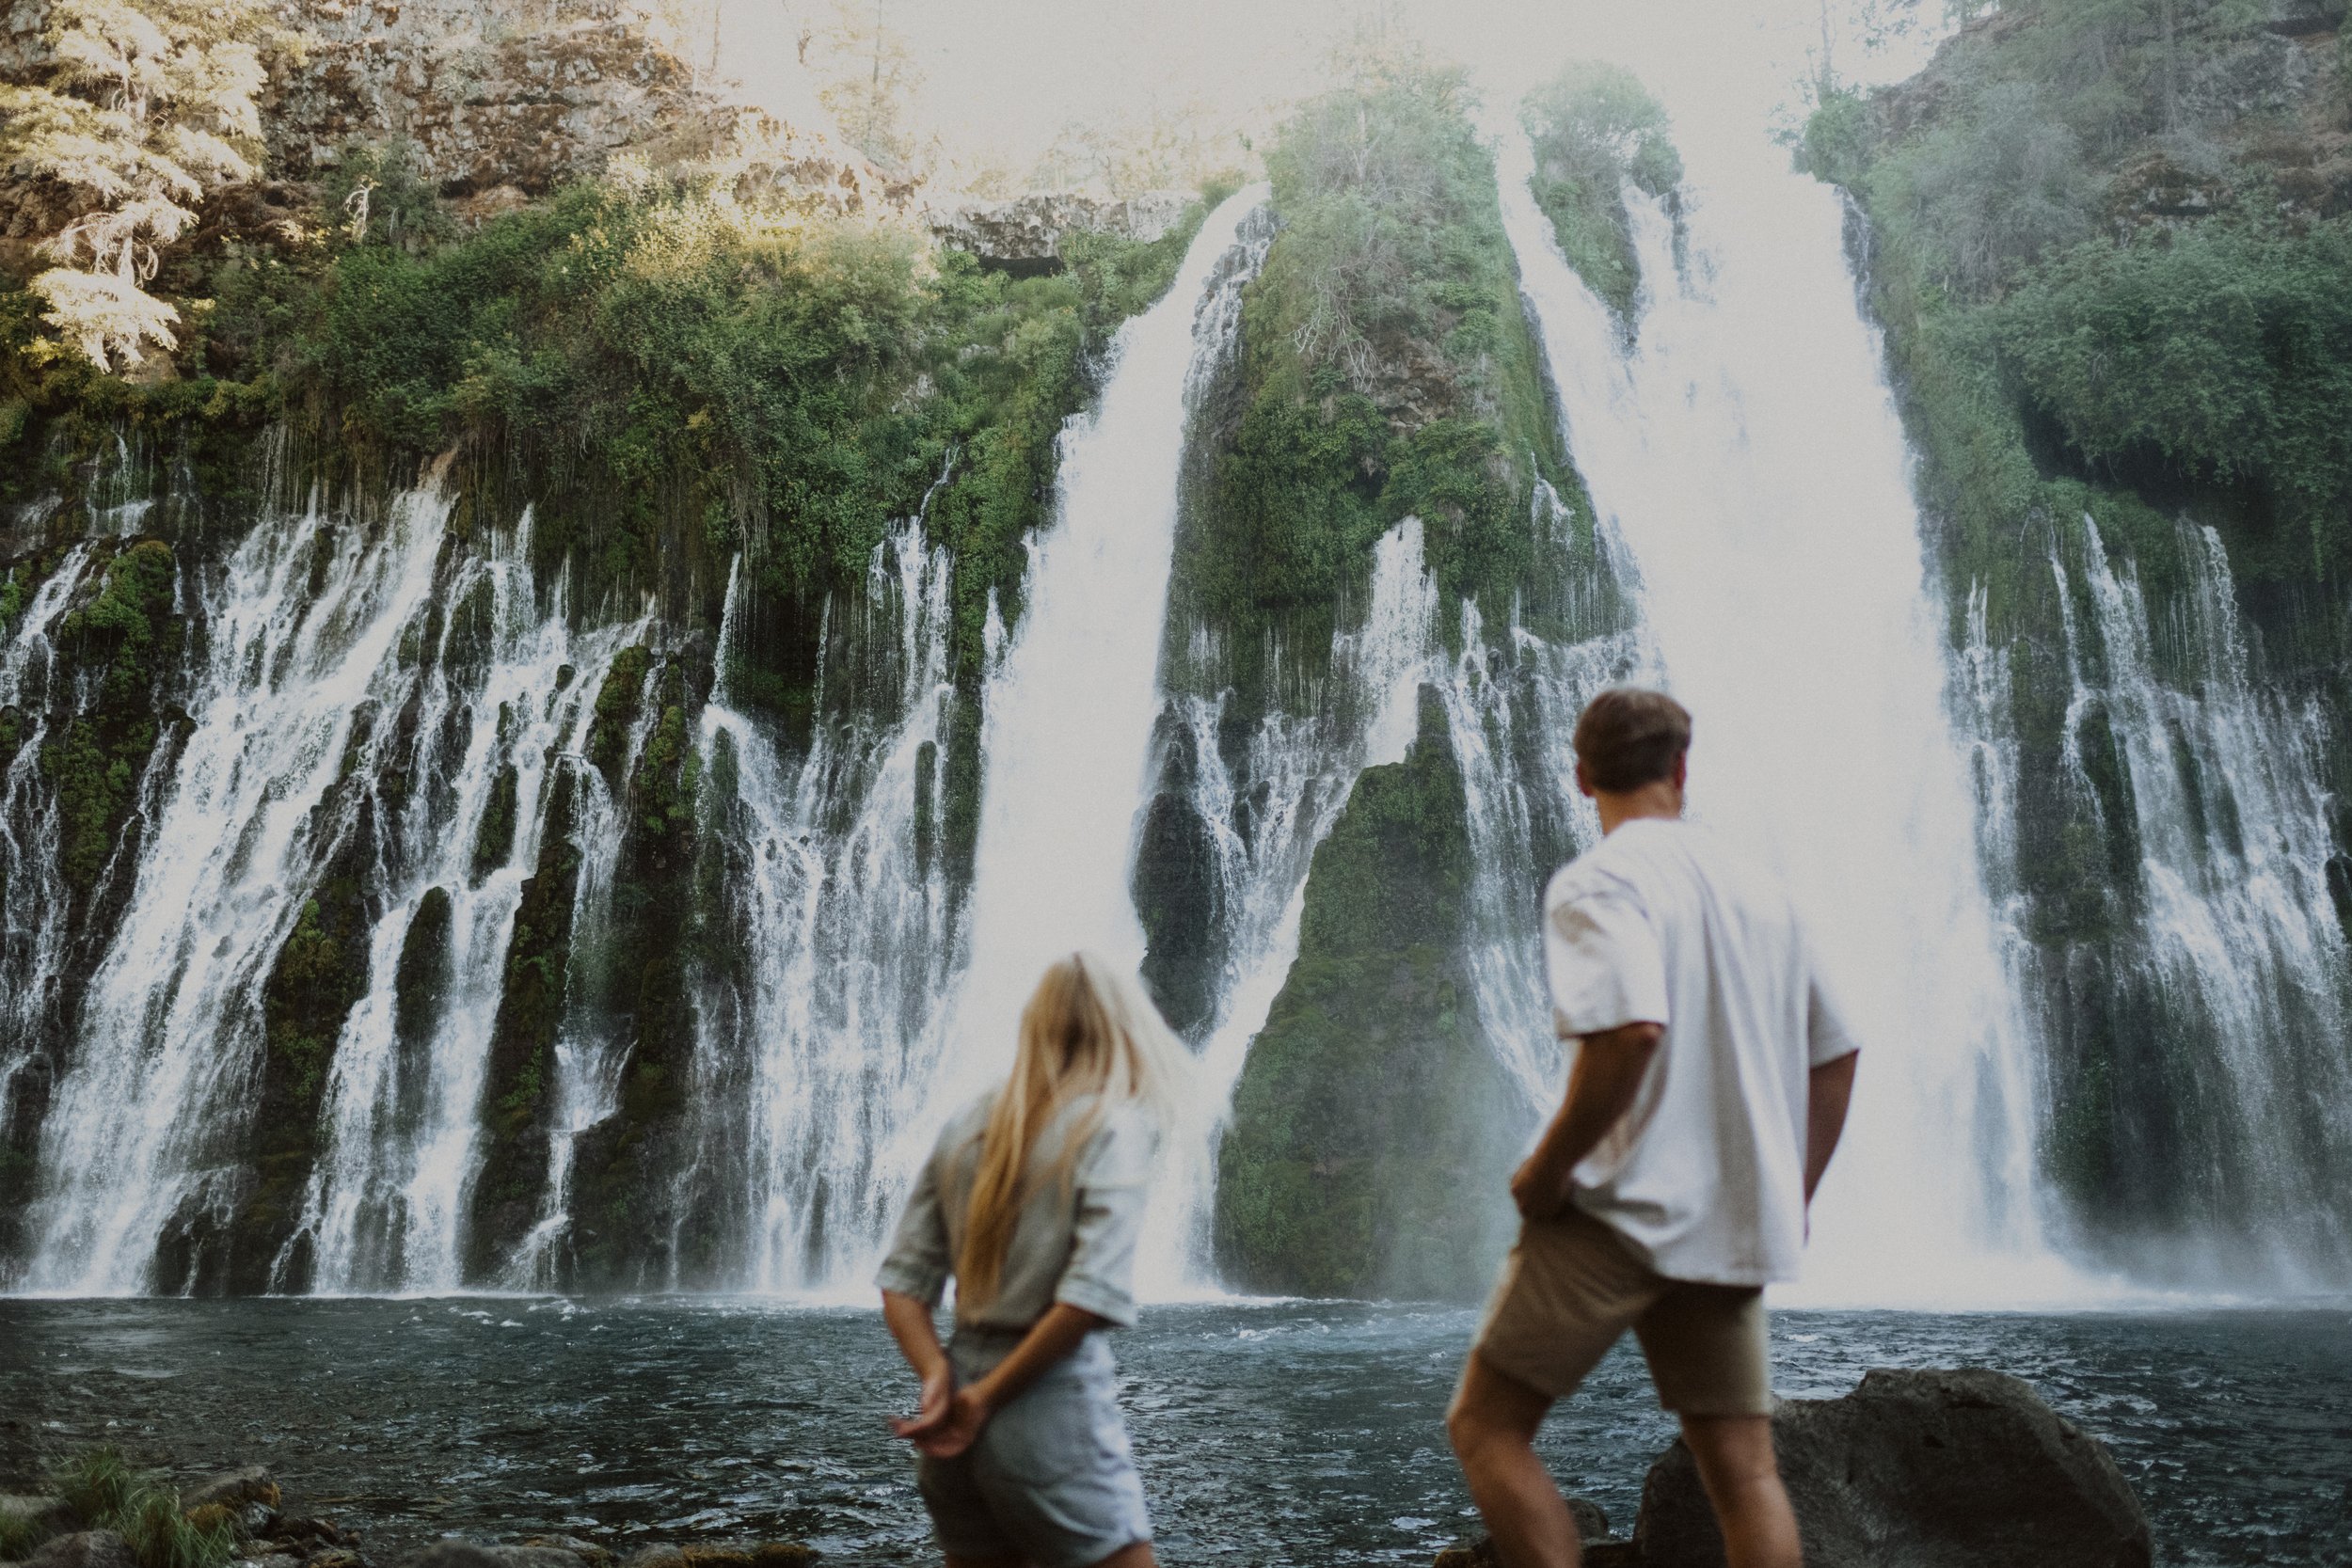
[2,1300,2346,1564]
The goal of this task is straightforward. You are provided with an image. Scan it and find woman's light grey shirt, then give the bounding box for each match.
[876,1092,1157,1330]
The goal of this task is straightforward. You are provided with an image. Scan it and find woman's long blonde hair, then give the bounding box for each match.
[956,952,1186,1307]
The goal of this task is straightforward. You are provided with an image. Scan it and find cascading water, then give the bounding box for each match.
[23,487,453,1293]
[0,547,97,1144]
[2050,518,2352,1277]
[687,525,963,1293]
[1497,122,2068,1302]
[298,513,646,1293]
[924,185,1272,1154]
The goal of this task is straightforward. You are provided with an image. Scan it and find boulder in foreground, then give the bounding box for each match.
[1636,1368,2151,1567]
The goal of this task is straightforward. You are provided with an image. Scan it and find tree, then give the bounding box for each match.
[0,0,268,370]
[804,0,925,173]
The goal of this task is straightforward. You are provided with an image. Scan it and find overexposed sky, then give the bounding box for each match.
[707,0,1947,187]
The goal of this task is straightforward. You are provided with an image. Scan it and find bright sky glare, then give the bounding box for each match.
[704,0,1949,190]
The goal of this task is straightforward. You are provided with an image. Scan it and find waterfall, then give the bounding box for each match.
[298,512,646,1293]
[2052,518,2352,1277]
[1497,125,2069,1303]
[23,487,453,1293]
[0,546,98,1149]
[688,524,962,1293]
[925,185,1272,1154]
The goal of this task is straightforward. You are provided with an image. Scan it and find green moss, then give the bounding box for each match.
[0,1501,43,1560]
[1175,59,1575,682]
[587,643,652,779]
[470,761,520,879]
[1215,690,1523,1299]
[1519,61,1685,321]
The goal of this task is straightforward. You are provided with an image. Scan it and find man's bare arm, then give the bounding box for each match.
[1511,1021,1663,1221]
[1804,1050,1858,1204]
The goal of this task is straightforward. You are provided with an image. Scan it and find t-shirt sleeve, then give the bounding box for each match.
[1805,960,1862,1067]
[873,1131,953,1307]
[1055,1106,1157,1327]
[1544,879,1671,1037]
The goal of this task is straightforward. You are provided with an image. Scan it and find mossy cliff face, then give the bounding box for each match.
[565,651,712,1291]
[1215,690,1524,1300]
[465,764,585,1283]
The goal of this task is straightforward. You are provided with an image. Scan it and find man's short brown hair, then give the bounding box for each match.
[1574,688,1692,793]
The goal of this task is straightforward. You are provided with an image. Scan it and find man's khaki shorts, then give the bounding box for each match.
[1470,1206,1772,1416]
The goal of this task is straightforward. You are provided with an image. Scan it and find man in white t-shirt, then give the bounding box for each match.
[1446,688,1860,1568]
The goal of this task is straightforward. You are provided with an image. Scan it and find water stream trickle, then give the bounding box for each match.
[298,509,647,1293]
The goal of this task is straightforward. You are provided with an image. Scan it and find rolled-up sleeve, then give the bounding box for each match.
[874,1148,950,1307]
[1805,960,1862,1067]
[1545,876,1670,1038]
[1054,1109,1156,1326]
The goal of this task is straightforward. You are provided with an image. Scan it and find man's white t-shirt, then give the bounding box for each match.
[1543,816,1859,1286]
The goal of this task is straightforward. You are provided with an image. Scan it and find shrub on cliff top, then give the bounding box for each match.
[1519,60,1684,320]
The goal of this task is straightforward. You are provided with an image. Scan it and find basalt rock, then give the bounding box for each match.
[1633,1369,2151,1568]
[926,192,1194,272]
[400,1546,582,1568]
[23,1533,135,1568]
[186,1466,282,1513]
[1436,1497,1635,1566]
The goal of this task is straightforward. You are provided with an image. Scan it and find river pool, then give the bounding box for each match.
[2,1300,2346,1564]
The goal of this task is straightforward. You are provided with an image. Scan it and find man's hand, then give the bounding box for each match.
[1510,1154,1569,1222]
[1514,1021,1662,1224]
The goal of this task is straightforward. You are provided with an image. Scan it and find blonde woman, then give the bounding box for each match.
[877,952,1186,1568]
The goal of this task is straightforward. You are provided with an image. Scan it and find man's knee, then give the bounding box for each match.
[1449,1353,1550,1462]
[1677,1414,1787,1501]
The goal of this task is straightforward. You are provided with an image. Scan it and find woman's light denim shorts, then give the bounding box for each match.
[915,1328,1152,1568]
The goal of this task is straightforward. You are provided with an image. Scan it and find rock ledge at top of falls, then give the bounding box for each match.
[1438,1367,2151,1568]
[923,190,1196,267]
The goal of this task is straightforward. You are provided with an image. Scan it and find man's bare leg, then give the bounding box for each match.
[1446,1353,1581,1568]
[1677,1415,1800,1568]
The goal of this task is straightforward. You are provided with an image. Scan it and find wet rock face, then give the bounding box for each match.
[926,191,1194,270]
[1635,1368,2152,1568]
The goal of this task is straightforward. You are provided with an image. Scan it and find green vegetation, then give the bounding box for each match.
[1177,50,1578,673]
[0,1501,42,1560]
[35,541,179,895]
[26,1448,236,1568]
[1520,61,1685,320]
[1216,692,1523,1299]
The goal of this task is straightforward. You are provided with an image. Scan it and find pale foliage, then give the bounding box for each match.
[0,0,268,369]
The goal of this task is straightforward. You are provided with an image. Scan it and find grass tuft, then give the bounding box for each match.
[52,1446,138,1528]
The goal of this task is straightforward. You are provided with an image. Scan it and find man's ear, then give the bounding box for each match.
[1574,758,1596,799]
[1671,752,1688,793]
